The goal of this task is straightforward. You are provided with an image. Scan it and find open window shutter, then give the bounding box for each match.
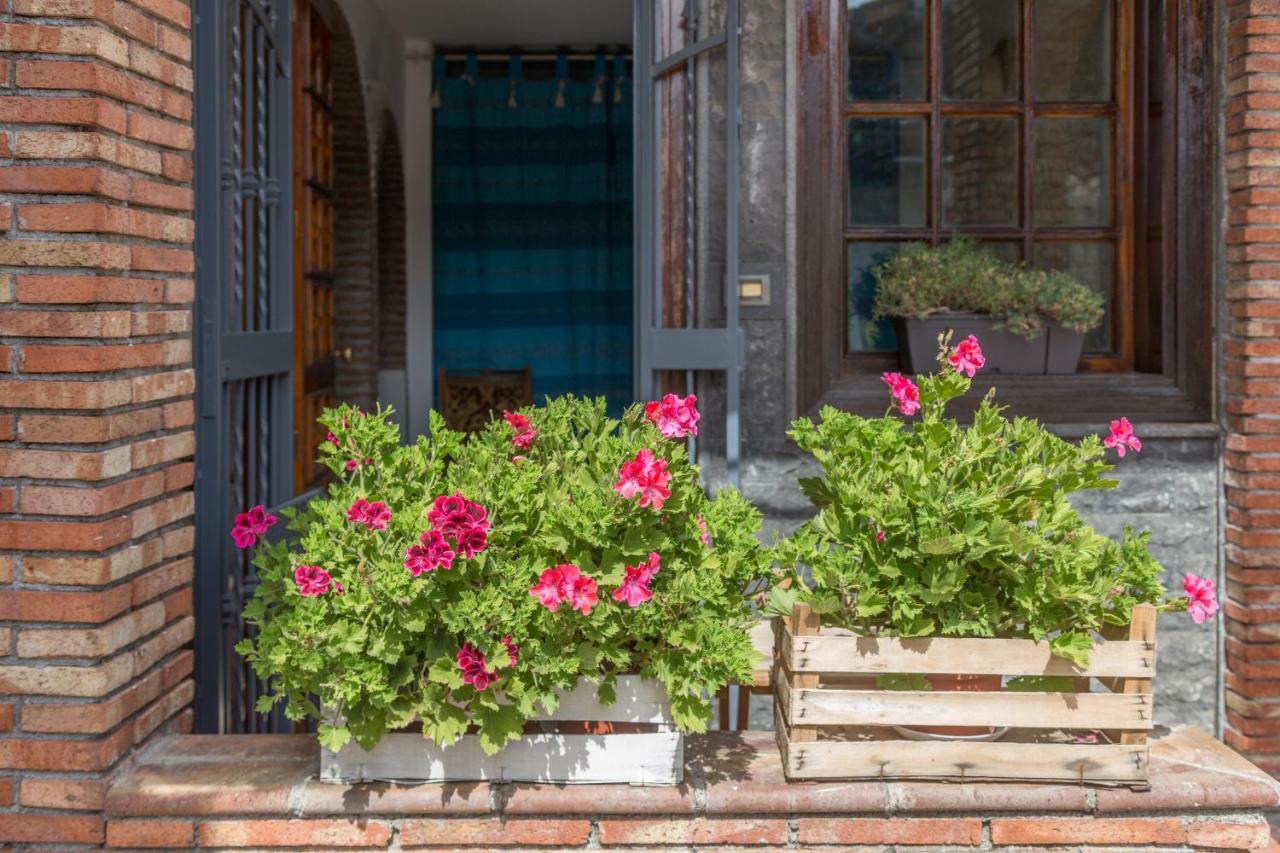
[635,0,742,485]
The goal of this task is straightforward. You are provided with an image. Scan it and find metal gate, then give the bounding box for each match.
[192,0,295,733]
[635,0,741,485]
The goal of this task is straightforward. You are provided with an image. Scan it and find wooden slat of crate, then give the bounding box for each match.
[782,628,1156,678]
[786,686,1154,730]
[777,722,1150,785]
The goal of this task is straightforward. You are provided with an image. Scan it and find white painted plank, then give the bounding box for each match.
[783,625,1155,678]
[780,729,1149,785]
[790,688,1154,730]
[541,675,673,724]
[321,731,683,785]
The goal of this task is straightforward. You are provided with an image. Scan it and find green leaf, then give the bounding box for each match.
[254,694,279,714]
[422,703,469,747]
[317,722,351,752]
[762,585,798,619]
[1006,675,1076,693]
[1049,632,1094,670]
[477,704,524,755]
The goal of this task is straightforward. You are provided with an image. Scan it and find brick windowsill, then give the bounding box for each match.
[103,726,1280,849]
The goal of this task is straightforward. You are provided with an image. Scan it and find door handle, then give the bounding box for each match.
[333,347,352,362]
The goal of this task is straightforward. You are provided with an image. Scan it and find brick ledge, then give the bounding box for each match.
[106,726,1279,819]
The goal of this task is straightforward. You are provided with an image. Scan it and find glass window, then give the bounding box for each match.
[848,118,927,227]
[848,0,927,101]
[942,0,1020,101]
[942,117,1019,226]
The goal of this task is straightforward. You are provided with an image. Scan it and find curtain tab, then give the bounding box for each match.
[508,55,521,107]
[554,52,568,108]
[431,55,444,107]
[592,53,606,104]
[612,54,626,104]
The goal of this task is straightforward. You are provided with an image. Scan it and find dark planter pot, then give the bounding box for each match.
[899,314,1084,375]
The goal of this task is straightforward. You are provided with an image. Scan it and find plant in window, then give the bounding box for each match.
[769,333,1215,674]
[235,396,769,757]
[870,239,1106,374]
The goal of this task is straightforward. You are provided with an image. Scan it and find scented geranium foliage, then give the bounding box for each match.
[237,396,768,754]
[770,334,1213,673]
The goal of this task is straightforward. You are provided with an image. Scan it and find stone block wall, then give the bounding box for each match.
[0,1,196,847]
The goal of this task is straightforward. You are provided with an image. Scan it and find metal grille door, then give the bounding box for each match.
[193,0,294,733]
[636,0,742,485]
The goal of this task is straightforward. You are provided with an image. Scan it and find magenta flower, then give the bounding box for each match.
[612,552,661,608]
[696,514,711,547]
[530,563,599,615]
[405,529,456,576]
[428,493,491,538]
[456,643,497,691]
[345,459,358,472]
[1103,417,1142,457]
[881,372,921,417]
[645,393,700,439]
[948,334,986,378]
[503,410,537,450]
[229,504,278,549]
[294,565,332,597]
[453,523,488,560]
[326,431,341,448]
[347,498,391,530]
[614,448,673,510]
[1184,573,1219,625]
[501,634,519,668]
[875,528,886,543]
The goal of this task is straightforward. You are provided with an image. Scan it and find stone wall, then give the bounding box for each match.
[0,0,197,847]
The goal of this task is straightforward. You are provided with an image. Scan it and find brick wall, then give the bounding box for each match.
[1224,0,1280,779]
[0,0,196,847]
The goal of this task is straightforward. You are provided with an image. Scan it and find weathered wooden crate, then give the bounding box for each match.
[774,603,1157,788]
[320,675,682,785]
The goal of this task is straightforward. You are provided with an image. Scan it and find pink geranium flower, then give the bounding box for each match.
[456,643,497,691]
[948,335,986,378]
[428,493,491,537]
[614,448,673,510]
[875,528,886,543]
[503,410,537,450]
[645,393,700,439]
[696,514,711,547]
[1103,417,1142,457]
[326,431,341,448]
[404,529,455,576]
[347,498,391,530]
[1184,573,1219,624]
[230,504,278,549]
[501,635,519,668]
[613,551,661,608]
[294,565,332,597]
[530,563,599,615]
[453,523,488,560]
[881,372,921,417]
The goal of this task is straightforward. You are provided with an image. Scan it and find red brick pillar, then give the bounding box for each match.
[0,1,196,846]
[1225,0,1280,776]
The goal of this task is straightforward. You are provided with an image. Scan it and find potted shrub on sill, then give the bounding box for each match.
[234,395,769,785]
[870,238,1105,375]
[766,334,1218,784]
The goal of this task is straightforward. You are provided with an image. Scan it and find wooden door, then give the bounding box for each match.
[292,0,336,492]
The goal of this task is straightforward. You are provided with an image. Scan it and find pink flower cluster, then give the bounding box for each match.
[426,493,490,560]
[696,514,711,547]
[230,505,278,549]
[455,639,513,691]
[612,551,661,607]
[503,411,537,450]
[948,335,986,378]
[881,372,920,416]
[614,448,672,510]
[530,563,599,615]
[404,529,455,576]
[294,565,342,597]
[1104,417,1142,457]
[347,498,392,530]
[1184,573,1219,625]
[645,393,700,439]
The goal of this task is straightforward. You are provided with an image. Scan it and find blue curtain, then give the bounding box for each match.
[432,53,633,410]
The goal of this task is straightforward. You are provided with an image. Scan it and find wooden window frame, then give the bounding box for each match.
[796,0,1214,422]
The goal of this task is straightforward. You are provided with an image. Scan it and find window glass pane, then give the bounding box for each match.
[942,118,1018,226]
[981,241,1021,263]
[1033,241,1113,352]
[848,118,927,227]
[848,0,927,101]
[1033,117,1111,227]
[1034,0,1112,102]
[942,0,1020,101]
[848,242,902,352]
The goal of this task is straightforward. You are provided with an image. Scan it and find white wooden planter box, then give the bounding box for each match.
[319,675,683,785]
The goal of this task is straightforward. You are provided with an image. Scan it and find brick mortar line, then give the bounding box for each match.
[0,188,195,214]
[6,4,192,34]
[1,153,193,188]
[0,612,191,665]
[0,83,193,125]
[2,127,195,166]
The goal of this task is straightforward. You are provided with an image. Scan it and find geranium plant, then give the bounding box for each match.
[770,334,1216,674]
[236,395,769,754]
